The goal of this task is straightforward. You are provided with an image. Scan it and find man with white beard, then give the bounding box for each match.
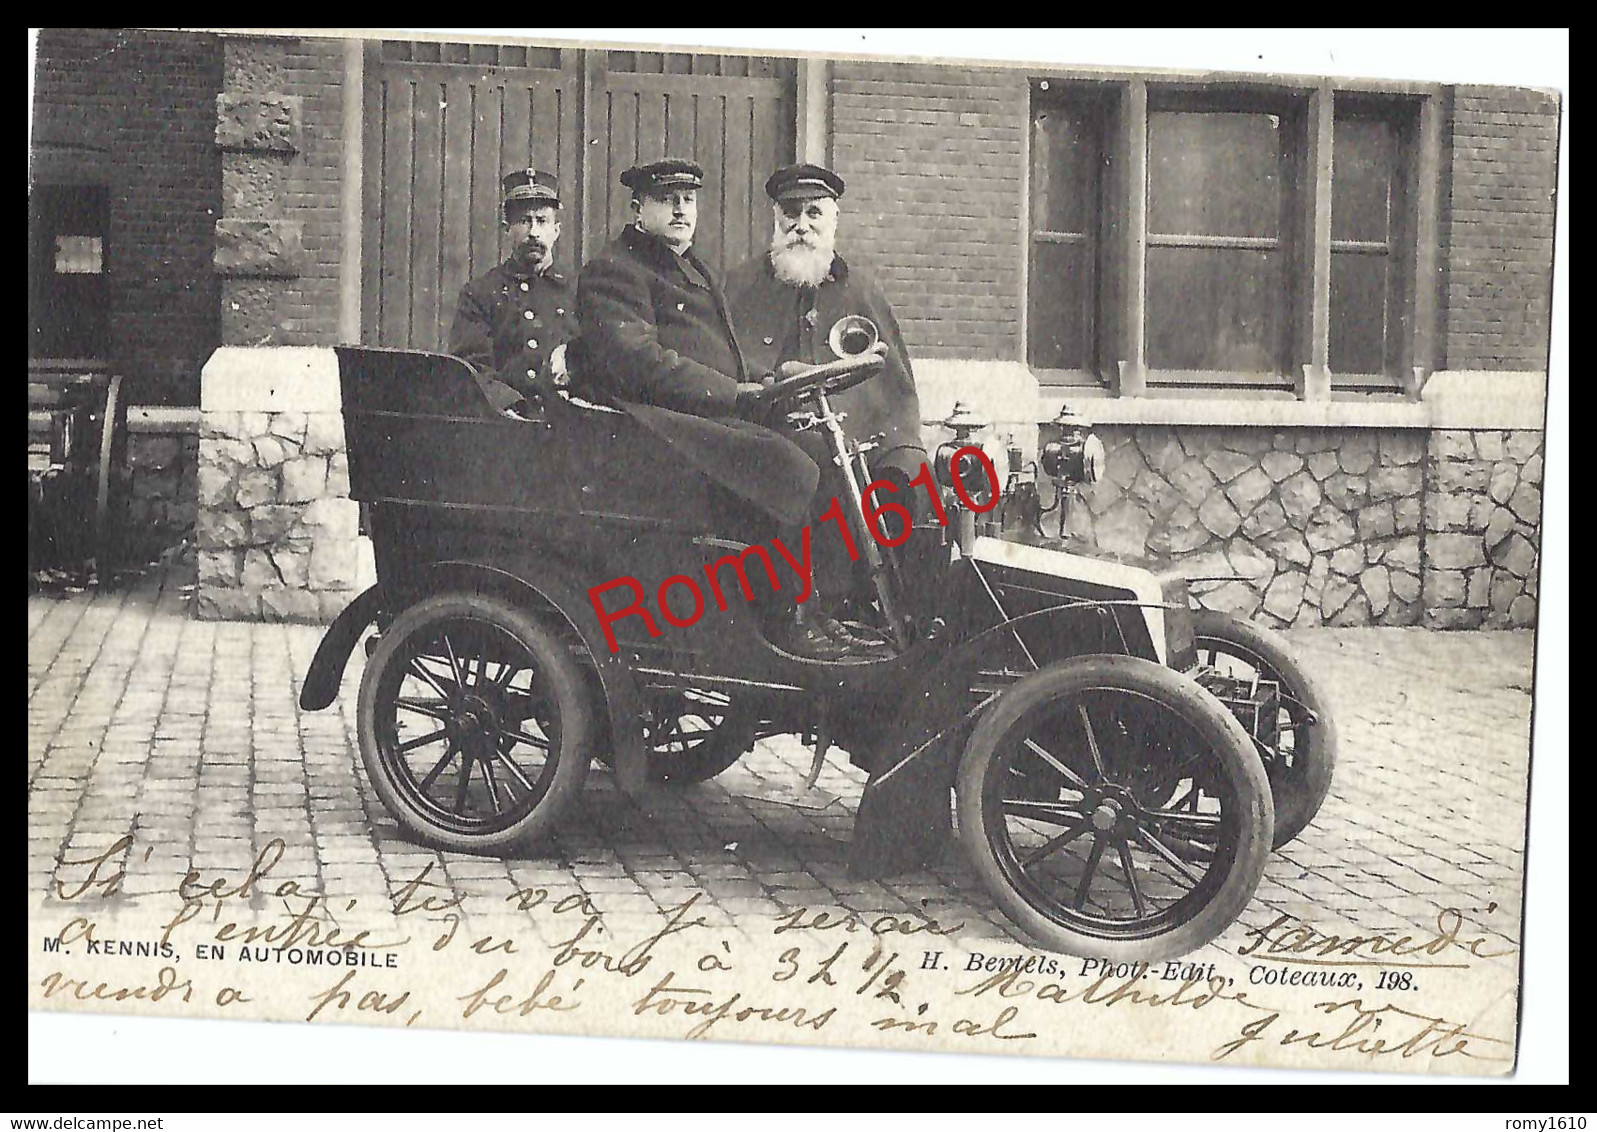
[728,164,927,648]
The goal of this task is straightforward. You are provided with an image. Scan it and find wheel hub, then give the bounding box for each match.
[1091,803,1119,832]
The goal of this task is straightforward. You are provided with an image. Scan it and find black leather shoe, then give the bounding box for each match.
[768,613,892,663]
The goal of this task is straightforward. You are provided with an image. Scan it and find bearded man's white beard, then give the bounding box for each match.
[769,235,835,288]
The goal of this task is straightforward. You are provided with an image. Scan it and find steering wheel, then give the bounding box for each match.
[762,347,887,409]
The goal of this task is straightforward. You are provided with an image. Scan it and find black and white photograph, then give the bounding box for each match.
[27,27,1566,1085]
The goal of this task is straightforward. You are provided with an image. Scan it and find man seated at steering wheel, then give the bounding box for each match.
[571,159,886,661]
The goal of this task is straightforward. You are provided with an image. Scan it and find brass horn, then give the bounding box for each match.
[827,314,879,359]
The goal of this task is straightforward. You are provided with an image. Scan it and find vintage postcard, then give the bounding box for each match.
[27,26,1566,1082]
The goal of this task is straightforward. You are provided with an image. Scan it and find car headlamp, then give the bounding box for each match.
[1040,403,1103,486]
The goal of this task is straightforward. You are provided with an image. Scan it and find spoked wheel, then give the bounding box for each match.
[644,689,759,784]
[957,655,1273,961]
[357,593,592,852]
[1191,609,1337,848]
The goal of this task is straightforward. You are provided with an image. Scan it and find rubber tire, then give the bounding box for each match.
[956,654,1273,962]
[1191,609,1337,848]
[357,592,592,853]
[646,702,760,785]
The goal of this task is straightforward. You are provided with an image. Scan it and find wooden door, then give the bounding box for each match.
[363,41,581,350]
[584,51,796,278]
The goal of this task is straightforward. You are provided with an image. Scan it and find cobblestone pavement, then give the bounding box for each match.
[28,564,1536,964]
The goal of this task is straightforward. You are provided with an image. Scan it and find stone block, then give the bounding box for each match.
[1356,502,1396,542]
[269,545,311,589]
[1295,431,1335,455]
[1168,461,1217,509]
[1432,460,1488,493]
[241,548,281,590]
[214,219,304,278]
[298,497,360,542]
[1225,467,1274,512]
[1379,431,1425,466]
[1483,507,1517,551]
[1394,496,1421,535]
[1504,431,1542,462]
[1508,483,1542,525]
[1490,532,1537,578]
[1226,541,1275,581]
[1320,574,1356,618]
[1260,450,1303,482]
[202,411,241,440]
[302,412,346,456]
[195,586,260,621]
[233,467,277,509]
[1385,536,1421,574]
[1242,498,1287,540]
[1330,546,1364,576]
[215,92,303,153]
[1337,433,1377,475]
[1128,469,1181,515]
[1291,600,1323,628]
[1278,471,1322,525]
[1203,449,1255,483]
[318,590,359,623]
[1367,463,1422,501]
[280,455,328,503]
[1322,473,1369,511]
[1094,502,1153,557]
[270,411,308,445]
[326,453,351,496]
[1432,431,1476,462]
[237,412,271,440]
[1465,567,1491,608]
[1489,570,1521,616]
[1306,450,1340,479]
[1424,491,1475,532]
[1259,528,1312,568]
[1198,493,1242,539]
[1147,509,1210,555]
[309,537,359,589]
[197,461,235,509]
[1225,431,1276,456]
[1522,453,1542,485]
[1083,478,1121,516]
[1135,430,1185,476]
[1360,566,1391,617]
[1305,503,1356,553]
[1429,533,1487,571]
[1390,569,1420,603]
[1428,569,1467,607]
[196,509,250,549]
[1487,463,1518,505]
[1469,494,1497,529]
[1473,430,1505,461]
[197,549,240,587]
[1263,571,1306,620]
[248,504,299,542]
[252,436,287,468]
[1508,595,1538,626]
[1197,581,1260,618]
[260,587,322,623]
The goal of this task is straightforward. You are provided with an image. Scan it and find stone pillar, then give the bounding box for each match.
[195,347,370,622]
[1422,429,1543,628]
[215,35,306,343]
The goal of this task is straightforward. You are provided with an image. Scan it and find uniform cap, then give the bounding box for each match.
[620,158,704,195]
[502,167,561,208]
[765,163,845,203]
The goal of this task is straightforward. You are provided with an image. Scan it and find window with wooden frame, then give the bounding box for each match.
[1024,80,1435,398]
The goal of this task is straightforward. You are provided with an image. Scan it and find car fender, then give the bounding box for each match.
[299,583,386,712]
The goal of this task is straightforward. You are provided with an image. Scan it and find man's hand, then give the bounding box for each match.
[775,360,811,380]
[734,382,772,417]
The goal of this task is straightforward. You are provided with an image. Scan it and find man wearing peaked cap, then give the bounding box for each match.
[573,158,885,660]
[727,162,927,649]
[448,167,577,409]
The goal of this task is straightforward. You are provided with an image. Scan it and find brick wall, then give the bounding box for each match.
[32,29,223,405]
[1444,86,1560,371]
[281,38,345,345]
[829,62,1027,360]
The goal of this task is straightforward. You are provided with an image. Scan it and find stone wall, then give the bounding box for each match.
[1064,424,1541,629]
[1076,426,1427,628]
[1422,429,1543,628]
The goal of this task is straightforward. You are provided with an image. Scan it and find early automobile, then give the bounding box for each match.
[300,321,1335,961]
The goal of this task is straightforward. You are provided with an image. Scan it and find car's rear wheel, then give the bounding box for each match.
[957,655,1272,961]
[1191,610,1337,848]
[357,593,591,852]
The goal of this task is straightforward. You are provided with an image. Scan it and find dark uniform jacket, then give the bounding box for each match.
[573,225,819,526]
[726,252,927,485]
[447,259,577,407]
